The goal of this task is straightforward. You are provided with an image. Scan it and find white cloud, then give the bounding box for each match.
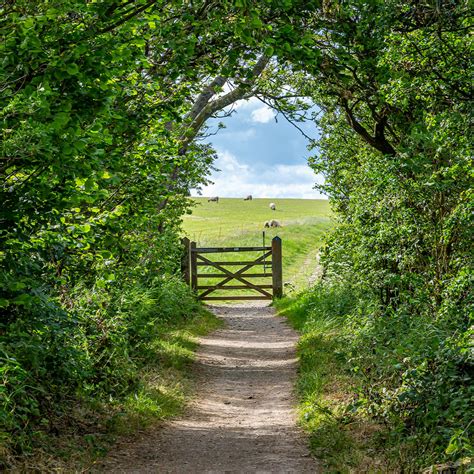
[232,96,261,111]
[193,150,325,199]
[214,149,250,174]
[250,106,276,124]
[275,164,315,179]
[222,96,275,124]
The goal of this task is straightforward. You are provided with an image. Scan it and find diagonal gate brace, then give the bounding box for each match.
[196,251,272,298]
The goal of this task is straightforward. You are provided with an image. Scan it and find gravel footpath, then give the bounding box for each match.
[97,302,319,473]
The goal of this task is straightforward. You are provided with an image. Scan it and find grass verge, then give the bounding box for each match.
[275,293,393,472]
[7,306,222,471]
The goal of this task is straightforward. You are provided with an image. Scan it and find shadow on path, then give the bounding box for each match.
[97,303,319,473]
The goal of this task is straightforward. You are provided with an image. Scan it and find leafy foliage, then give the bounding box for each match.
[0,0,270,463]
[280,279,473,470]
[0,0,472,469]
[283,0,473,468]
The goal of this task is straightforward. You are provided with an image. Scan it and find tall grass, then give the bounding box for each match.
[274,284,389,471]
[276,281,473,471]
[1,277,221,470]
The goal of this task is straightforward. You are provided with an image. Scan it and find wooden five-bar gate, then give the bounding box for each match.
[181,236,282,301]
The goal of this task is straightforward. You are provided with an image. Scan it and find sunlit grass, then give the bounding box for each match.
[275,293,391,471]
[183,197,331,242]
[109,310,223,435]
[182,198,332,295]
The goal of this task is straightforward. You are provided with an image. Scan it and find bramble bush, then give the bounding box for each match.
[287,278,473,469]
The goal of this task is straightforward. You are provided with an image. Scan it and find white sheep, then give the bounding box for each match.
[269,202,276,210]
[264,219,281,228]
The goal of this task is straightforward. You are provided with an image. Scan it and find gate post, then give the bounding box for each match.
[272,236,283,298]
[181,237,190,285]
[190,241,198,292]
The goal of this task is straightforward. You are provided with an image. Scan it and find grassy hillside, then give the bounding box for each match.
[182,198,332,294]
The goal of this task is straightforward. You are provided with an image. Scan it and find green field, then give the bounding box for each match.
[182,198,332,296]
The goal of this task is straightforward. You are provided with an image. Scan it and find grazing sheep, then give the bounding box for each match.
[264,219,281,228]
[208,196,219,203]
[269,202,276,210]
[244,195,253,201]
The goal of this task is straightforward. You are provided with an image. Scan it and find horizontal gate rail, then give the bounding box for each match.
[194,246,271,253]
[181,237,282,301]
[197,261,270,266]
[198,273,272,278]
[196,252,272,298]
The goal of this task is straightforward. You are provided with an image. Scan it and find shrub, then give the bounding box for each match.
[286,279,473,469]
[0,275,202,464]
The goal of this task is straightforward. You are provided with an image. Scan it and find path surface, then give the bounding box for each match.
[98,303,319,473]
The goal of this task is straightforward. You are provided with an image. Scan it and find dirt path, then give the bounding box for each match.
[97,303,319,473]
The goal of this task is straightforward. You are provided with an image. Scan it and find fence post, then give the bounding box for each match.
[181,237,190,286]
[272,236,283,298]
[190,241,197,292]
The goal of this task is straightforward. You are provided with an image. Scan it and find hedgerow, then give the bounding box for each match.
[282,1,473,468]
[0,275,207,461]
[1,1,472,470]
[282,279,472,470]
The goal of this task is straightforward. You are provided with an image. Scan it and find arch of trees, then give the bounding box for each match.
[1,0,472,468]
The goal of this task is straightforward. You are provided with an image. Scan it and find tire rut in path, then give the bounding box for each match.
[98,303,319,473]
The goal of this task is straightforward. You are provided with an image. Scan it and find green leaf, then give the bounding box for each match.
[264,46,274,57]
[0,298,10,308]
[12,294,33,306]
[66,63,80,75]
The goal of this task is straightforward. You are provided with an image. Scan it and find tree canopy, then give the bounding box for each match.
[1,0,472,469]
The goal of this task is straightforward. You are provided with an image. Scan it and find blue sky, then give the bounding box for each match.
[192,97,326,199]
